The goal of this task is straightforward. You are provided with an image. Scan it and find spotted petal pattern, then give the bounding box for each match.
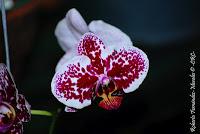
[52,32,149,110]
[0,64,31,133]
[52,56,98,109]
[16,95,31,122]
[106,47,149,93]
[55,8,136,72]
[0,64,17,105]
[5,121,23,134]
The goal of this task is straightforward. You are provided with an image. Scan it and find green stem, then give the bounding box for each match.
[49,108,61,134]
[31,110,53,116]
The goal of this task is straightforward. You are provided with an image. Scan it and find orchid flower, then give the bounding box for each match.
[51,8,149,112]
[0,64,31,133]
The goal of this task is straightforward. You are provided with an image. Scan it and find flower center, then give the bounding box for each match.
[94,76,124,110]
[0,101,16,133]
[95,76,114,95]
[101,77,110,86]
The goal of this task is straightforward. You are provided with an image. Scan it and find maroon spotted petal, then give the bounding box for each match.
[5,121,23,134]
[16,94,31,122]
[78,32,105,60]
[0,64,31,133]
[78,32,105,75]
[0,64,17,105]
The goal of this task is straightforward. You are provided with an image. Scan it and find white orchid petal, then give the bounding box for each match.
[55,8,89,52]
[68,8,89,35]
[123,47,149,93]
[89,20,133,48]
[65,106,77,112]
[51,55,98,109]
[54,19,77,51]
[55,50,76,72]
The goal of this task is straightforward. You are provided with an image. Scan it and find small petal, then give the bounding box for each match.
[65,106,77,112]
[0,64,17,104]
[106,47,149,93]
[55,8,89,52]
[89,20,133,48]
[51,56,98,109]
[16,94,31,122]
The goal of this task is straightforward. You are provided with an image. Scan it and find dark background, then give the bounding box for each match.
[1,0,199,134]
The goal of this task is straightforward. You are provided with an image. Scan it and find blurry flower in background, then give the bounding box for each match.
[51,8,149,112]
[0,0,14,10]
[0,64,30,134]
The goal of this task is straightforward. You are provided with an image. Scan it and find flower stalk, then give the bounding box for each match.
[1,0,10,72]
[49,108,61,134]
